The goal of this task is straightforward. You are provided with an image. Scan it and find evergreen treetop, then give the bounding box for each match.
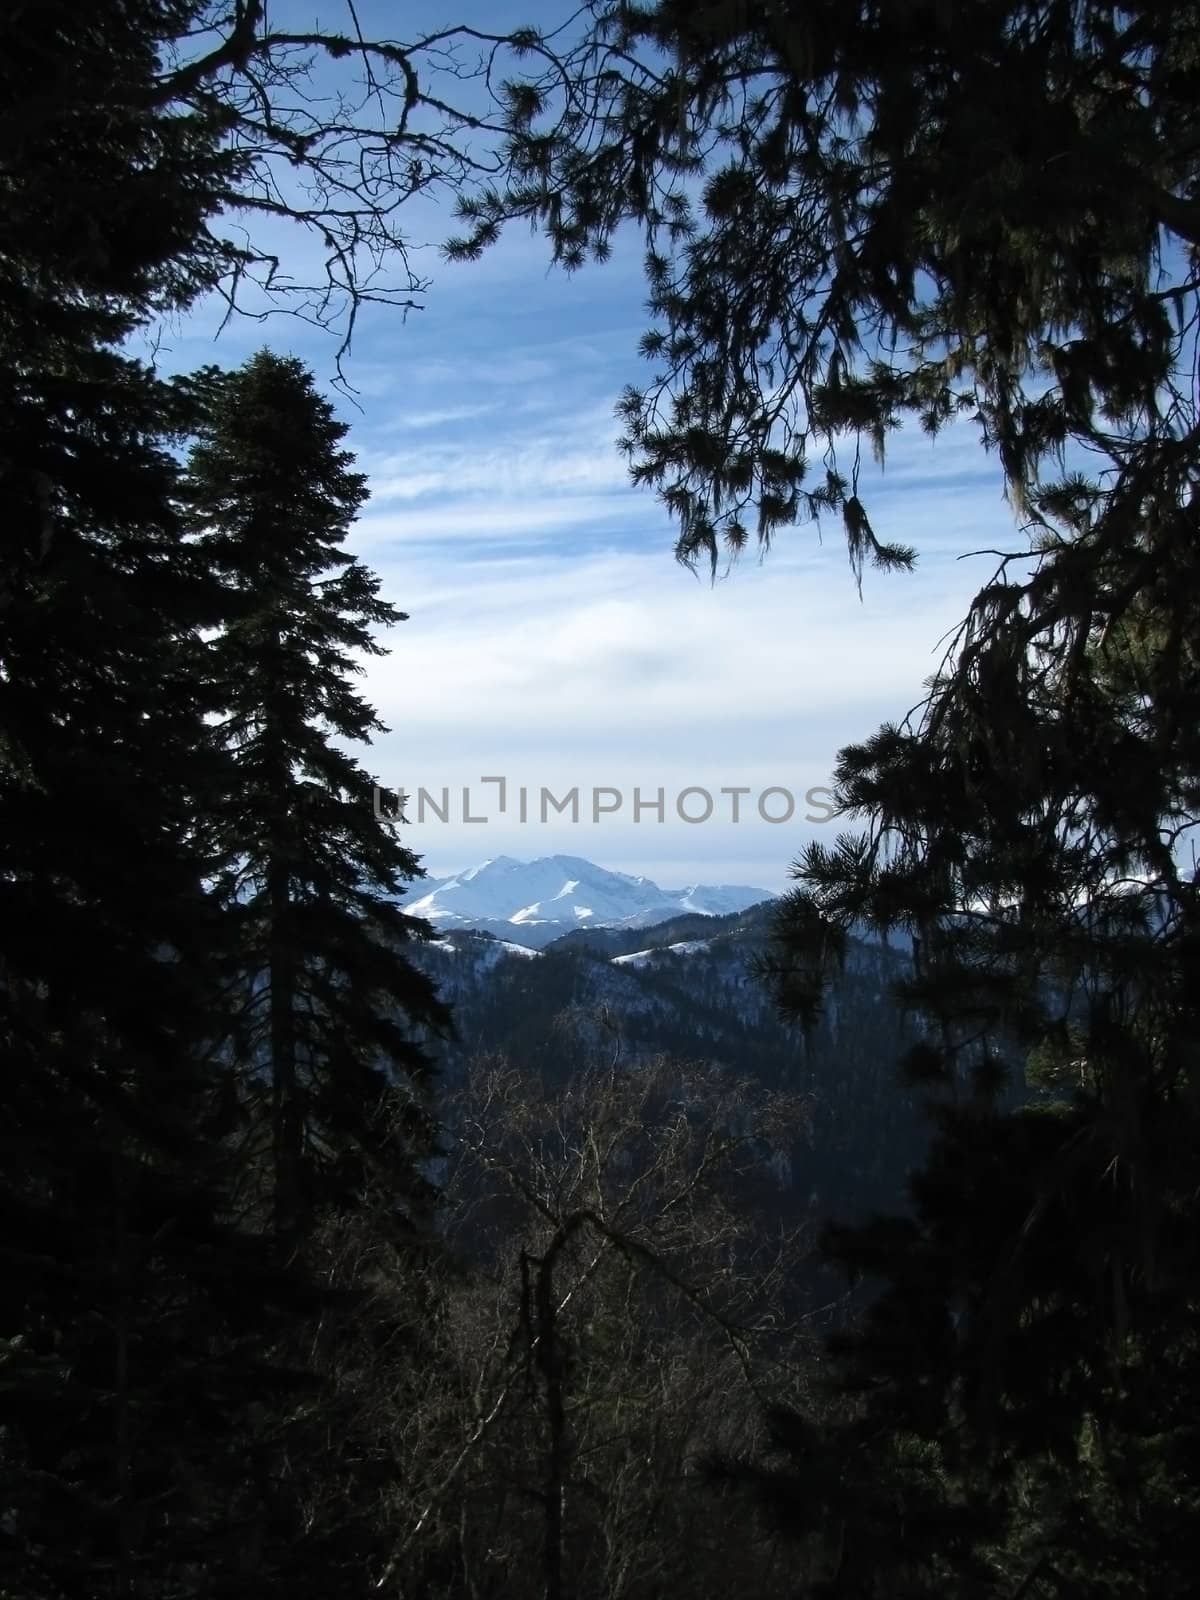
[184,350,452,1240]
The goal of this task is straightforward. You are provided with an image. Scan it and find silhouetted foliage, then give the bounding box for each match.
[452,3,1200,1591]
[183,350,451,1241]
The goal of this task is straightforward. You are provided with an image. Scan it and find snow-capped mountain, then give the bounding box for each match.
[407,854,774,948]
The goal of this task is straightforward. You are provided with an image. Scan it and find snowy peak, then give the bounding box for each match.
[407,855,773,948]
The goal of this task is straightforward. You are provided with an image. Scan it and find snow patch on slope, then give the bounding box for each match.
[612,937,714,968]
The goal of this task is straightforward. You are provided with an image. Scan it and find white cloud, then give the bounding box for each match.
[380,402,503,430]
[143,101,1027,885]
[335,323,1023,880]
[364,430,628,505]
[355,492,644,547]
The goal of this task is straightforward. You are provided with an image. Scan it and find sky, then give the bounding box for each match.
[149,3,1023,893]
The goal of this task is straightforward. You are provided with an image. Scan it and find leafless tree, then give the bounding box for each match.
[345,1050,823,1600]
[138,2,574,364]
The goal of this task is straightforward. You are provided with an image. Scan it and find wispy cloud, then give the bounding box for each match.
[364,422,629,505]
[356,493,643,548]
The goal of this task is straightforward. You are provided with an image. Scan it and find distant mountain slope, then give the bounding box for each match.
[407,854,774,947]
[414,905,933,1221]
[551,897,778,957]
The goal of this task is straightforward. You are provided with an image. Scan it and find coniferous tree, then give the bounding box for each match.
[457,1,1199,576]
[0,11,332,1593]
[182,351,452,1246]
[3,10,204,1593]
[754,570,1200,1596]
[448,5,1200,1591]
[0,3,527,1593]
[0,8,465,1590]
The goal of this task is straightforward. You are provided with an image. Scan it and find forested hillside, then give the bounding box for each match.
[418,908,930,1221]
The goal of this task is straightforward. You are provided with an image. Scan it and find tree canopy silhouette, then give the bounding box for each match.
[446,4,1200,1590]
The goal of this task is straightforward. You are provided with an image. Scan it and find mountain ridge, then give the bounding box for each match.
[412,905,930,1221]
[407,854,775,948]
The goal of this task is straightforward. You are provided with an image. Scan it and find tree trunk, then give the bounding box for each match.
[269,857,300,1241]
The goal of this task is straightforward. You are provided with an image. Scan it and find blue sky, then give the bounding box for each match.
[151,3,1022,893]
